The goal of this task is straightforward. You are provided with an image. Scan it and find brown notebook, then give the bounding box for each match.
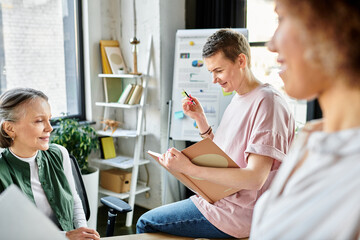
[147,138,240,203]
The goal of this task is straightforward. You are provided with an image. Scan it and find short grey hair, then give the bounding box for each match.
[0,88,48,148]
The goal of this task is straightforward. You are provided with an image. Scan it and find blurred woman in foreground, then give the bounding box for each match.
[250,1,360,239]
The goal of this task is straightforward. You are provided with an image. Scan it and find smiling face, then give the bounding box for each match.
[8,98,53,157]
[268,2,332,100]
[204,51,245,93]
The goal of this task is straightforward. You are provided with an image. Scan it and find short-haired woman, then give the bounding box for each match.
[136,29,295,239]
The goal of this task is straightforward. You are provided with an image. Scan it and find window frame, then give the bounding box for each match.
[64,0,86,121]
[245,1,320,121]
[0,0,86,122]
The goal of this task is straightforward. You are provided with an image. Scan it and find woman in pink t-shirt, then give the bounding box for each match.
[136,29,295,239]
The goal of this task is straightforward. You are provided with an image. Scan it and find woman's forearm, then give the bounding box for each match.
[195,113,214,139]
[186,154,274,190]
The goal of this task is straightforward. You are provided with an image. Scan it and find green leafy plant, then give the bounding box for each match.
[50,118,99,174]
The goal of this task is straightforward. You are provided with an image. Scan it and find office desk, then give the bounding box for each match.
[101,232,249,240]
[101,233,194,239]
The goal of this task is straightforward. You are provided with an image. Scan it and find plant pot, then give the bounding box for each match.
[82,166,99,230]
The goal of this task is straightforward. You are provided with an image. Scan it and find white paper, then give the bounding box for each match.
[104,46,126,74]
[0,185,66,240]
[102,156,135,169]
[147,150,162,158]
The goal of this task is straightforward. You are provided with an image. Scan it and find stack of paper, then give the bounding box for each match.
[101,156,135,169]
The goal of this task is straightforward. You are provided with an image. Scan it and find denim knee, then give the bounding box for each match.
[136,215,145,233]
[136,212,156,234]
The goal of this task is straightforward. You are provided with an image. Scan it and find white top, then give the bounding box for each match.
[10,144,87,229]
[250,120,360,240]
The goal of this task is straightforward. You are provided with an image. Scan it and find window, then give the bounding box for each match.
[247,0,307,129]
[0,0,84,119]
[185,0,308,128]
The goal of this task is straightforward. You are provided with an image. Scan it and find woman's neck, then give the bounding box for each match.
[236,69,262,95]
[319,82,360,132]
[9,145,38,159]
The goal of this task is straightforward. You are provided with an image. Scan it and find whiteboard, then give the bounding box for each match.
[170,28,248,141]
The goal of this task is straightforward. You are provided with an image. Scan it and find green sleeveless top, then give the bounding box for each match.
[0,144,74,231]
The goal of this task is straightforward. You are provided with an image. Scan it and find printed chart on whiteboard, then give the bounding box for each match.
[170,28,248,142]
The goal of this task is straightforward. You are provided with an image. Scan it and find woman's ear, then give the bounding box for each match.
[2,121,15,138]
[237,53,247,69]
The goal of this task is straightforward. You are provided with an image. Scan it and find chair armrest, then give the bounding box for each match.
[100,196,132,213]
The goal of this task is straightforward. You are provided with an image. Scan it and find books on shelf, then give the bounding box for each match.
[125,84,136,104]
[118,83,142,105]
[103,78,122,103]
[128,84,143,105]
[118,84,135,104]
[147,138,241,203]
[100,40,119,74]
[99,136,116,159]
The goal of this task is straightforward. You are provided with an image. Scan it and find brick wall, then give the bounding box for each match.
[2,0,67,117]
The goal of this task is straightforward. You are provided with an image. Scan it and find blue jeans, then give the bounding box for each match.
[136,198,234,238]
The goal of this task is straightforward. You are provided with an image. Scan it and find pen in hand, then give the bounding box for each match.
[183,89,196,105]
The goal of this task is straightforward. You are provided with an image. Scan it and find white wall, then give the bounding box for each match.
[159,0,187,204]
[83,0,185,209]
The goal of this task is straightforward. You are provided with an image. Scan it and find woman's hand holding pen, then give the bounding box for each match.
[182,95,205,121]
[158,148,193,174]
[182,95,213,139]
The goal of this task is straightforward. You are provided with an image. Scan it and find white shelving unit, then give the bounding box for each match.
[95,73,149,227]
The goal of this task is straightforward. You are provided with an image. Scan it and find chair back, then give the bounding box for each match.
[69,154,91,221]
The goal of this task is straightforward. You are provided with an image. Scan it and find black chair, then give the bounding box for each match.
[69,154,132,237]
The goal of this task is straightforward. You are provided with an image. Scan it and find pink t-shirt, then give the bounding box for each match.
[191,84,295,238]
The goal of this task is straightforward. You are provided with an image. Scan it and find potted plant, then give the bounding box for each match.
[50,117,99,174]
[50,117,100,228]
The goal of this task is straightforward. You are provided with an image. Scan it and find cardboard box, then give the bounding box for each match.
[100,169,132,193]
